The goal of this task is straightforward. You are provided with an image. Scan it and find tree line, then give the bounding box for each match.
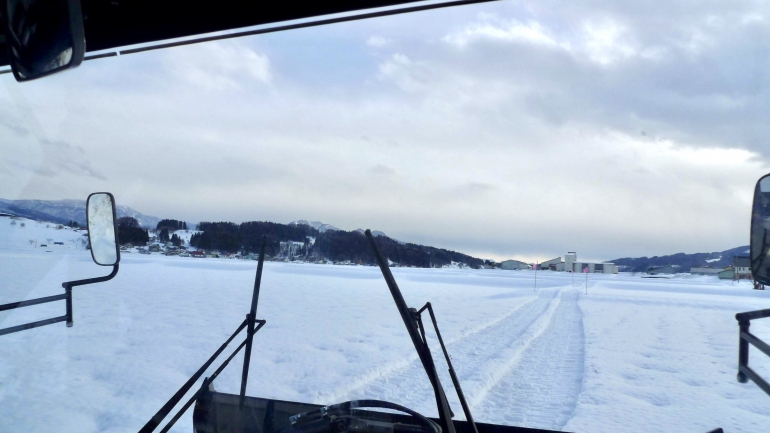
[190,221,484,268]
[157,219,188,231]
[117,217,149,245]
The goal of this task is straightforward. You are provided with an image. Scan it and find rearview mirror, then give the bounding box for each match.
[87,192,120,266]
[751,174,770,285]
[3,0,85,82]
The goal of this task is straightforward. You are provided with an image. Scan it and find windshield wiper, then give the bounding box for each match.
[365,229,478,433]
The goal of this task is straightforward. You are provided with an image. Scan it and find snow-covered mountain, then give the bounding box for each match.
[288,220,403,244]
[289,220,340,233]
[0,198,161,228]
[611,245,750,272]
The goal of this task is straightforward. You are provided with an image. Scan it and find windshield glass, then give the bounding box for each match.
[2,1,770,432]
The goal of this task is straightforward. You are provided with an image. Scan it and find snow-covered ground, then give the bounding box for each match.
[2,219,770,433]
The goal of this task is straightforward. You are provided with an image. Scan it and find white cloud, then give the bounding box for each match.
[165,41,271,90]
[581,19,636,65]
[443,19,567,50]
[366,36,391,47]
[377,53,430,93]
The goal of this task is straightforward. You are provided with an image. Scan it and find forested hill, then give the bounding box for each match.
[190,221,484,268]
[610,245,749,272]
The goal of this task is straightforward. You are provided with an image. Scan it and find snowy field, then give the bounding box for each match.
[3,220,770,433]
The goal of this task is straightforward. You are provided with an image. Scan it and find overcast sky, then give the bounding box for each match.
[2,0,769,262]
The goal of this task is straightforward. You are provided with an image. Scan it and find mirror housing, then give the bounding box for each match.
[3,0,85,82]
[87,192,120,266]
[751,174,770,286]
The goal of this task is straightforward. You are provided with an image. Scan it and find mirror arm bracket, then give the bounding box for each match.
[61,263,119,326]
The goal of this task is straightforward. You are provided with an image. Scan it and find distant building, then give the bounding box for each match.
[691,267,722,276]
[572,261,618,274]
[279,241,305,259]
[501,259,530,270]
[734,256,752,280]
[647,265,676,275]
[718,267,735,280]
[564,252,576,273]
[532,252,617,274]
[539,257,562,270]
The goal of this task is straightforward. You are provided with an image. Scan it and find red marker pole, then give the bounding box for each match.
[584,266,589,295]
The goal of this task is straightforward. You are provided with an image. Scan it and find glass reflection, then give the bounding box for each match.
[87,193,118,265]
[751,176,770,283]
[5,0,76,79]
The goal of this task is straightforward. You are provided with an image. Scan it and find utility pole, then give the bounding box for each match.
[534,261,538,292]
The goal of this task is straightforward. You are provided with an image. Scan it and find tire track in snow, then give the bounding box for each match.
[322,289,563,416]
[471,289,584,431]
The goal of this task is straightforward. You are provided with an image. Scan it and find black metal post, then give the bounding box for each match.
[65,286,73,327]
[60,262,120,328]
[0,315,68,337]
[738,320,750,383]
[365,230,456,433]
[240,235,267,409]
[0,293,67,312]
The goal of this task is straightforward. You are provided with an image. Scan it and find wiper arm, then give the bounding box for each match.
[366,229,477,433]
[416,302,479,433]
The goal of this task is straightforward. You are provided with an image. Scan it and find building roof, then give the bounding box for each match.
[734,255,751,268]
[573,261,615,265]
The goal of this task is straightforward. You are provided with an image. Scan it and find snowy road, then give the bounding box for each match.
[335,288,583,432]
[472,289,584,431]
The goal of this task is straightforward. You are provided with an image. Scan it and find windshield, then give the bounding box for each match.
[2,1,770,432]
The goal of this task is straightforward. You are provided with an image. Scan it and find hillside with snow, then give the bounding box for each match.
[611,245,750,272]
[0,215,89,253]
[0,199,161,229]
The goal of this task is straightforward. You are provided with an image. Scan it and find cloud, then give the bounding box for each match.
[165,41,272,90]
[377,53,431,93]
[366,36,391,47]
[581,19,637,65]
[36,139,107,180]
[369,164,397,176]
[444,18,567,50]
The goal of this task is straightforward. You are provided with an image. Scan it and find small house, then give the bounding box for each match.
[734,256,752,280]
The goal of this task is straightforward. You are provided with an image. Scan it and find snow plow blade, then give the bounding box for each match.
[192,383,564,433]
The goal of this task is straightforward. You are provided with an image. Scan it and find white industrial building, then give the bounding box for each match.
[544,252,618,274]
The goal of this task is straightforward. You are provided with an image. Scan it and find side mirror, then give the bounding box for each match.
[751,174,770,285]
[3,0,85,82]
[87,192,120,266]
